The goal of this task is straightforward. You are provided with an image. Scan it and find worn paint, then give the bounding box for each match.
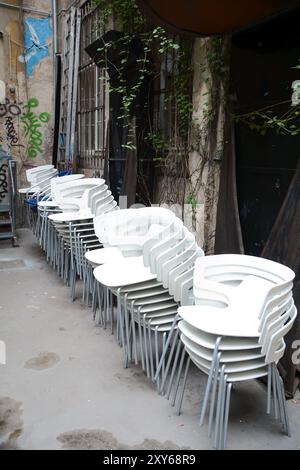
[19,17,52,78]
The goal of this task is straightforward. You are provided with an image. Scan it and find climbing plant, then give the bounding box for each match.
[231,60,300,137]
[90,0,231,251]
[231,101,300,136]
[92,0,193,157]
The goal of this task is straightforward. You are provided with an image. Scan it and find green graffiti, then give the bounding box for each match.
[21,98,50,158]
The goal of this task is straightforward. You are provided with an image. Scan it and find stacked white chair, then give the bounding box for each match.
[37,174,85,250]
[93,208,177,365]
[47,178,119,300]
[93,207,204,384]
[175,254,296,449]
[18,164,59,234]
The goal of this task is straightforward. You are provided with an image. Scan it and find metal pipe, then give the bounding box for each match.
[0,1,50,17]
[51,0,59,167]
[52,0,58,57]
[52,0,58,93]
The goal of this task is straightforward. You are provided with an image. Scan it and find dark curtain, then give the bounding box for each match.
[214,110,244,255]
[261,161,300,396]
[215,113,300,397]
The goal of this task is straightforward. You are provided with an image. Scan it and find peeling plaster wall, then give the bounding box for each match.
[189,38,226,254]
[0,0,54,186]
[154,37,229,253]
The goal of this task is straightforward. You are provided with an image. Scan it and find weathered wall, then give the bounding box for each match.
[0,0,54,186]
[188,37,229,253]
[155,37,229,253]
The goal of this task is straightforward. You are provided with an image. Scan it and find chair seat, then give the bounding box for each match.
[181,275,275,337]
[179,304,261,337]
[38,201,59,208]
[48,211,93,223]
[93,256,156,287]
[179,320,260,350]
[85,247,123,265]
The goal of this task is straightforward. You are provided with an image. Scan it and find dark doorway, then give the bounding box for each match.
[231,12,300,256]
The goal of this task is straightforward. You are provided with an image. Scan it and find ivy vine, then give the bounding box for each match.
[92,0,193,157]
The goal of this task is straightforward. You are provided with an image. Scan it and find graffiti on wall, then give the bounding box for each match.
[18,17,52,78]
[5,117,19,146]
[0,162,8,202]
[0,98,22,117]
[21,98,50,158]
[0,97,50,158]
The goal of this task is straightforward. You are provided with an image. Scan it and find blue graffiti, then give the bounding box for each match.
[20,17,52,78]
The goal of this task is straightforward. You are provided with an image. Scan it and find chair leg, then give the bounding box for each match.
[199,338,221,426]
[208,353,221,437]
[162,333,167,384]
[274,366,291,437]
[175,356,191,416]
[159,328,180,395]
[130,301,138,365]
[218,373,228,450]
[148,321,155,381]
[154,315,180,382]
[137,307,145,370]
[110,290,114,335]
[171,347,186,407]
[166,332,181,400]
[267,363,272,414]
[271,363,279,420]
[222,382,232,450]
[123,294,131,363]
[213,365,225,449]
[71,265,76,302]
[143,314,150,378]
[154,326,160,391]
[273,365,285,428]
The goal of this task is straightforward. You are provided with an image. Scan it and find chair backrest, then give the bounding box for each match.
[175,267,195,305]
[142,211,177,266]
[98,199,118,215]
[153,225,188,278]
[147,217,184,273]
[26,164,54,182]
[194,254,294,286]
[94,209,139,244]
[167,247,204,293]
[104,207,177,255]
[258,289,293,334]
[264,303,297,364]
[260,297,295,352]
[89,185,109,212]
[155,228,195,278]
[50,174,84,198]
[53,178,105,203]
[194,254,294,317]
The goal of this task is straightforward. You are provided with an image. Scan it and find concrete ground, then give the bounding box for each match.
[0,228,300,450]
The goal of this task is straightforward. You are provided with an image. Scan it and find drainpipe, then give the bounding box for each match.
[52,0,58,167]
[52,0,58,91]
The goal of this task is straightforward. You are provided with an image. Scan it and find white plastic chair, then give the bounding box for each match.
[172,254,296,449]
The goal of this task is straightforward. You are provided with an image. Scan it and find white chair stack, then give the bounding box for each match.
[19,165,59,233]
[47,177,119,300]
[175,254,296,449]
[92,207,204,385]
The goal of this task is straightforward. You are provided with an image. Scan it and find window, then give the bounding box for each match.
[78,1,108,171]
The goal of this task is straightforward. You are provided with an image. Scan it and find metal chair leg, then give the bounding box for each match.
[175,356,191,416]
